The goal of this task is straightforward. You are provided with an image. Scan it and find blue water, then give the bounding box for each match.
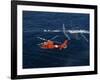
[23,11,89,69]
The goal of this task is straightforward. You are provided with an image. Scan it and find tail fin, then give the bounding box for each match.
[59,40,68,50]
[63,40,68,44]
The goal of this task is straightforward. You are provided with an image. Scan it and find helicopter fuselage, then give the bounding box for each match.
[40,40,68,50]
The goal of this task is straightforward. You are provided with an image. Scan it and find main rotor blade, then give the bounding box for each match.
[50,35,58,40]
[80,33,88,42]
[63,24,71,40]
[37,37,47,41]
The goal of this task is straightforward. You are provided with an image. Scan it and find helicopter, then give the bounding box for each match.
[37,24,89,50]
[37,37,68,50]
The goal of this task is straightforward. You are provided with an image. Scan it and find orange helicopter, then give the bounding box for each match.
[40,40,68,50]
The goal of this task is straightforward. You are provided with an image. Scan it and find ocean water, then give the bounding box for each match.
[23,11,89,69]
